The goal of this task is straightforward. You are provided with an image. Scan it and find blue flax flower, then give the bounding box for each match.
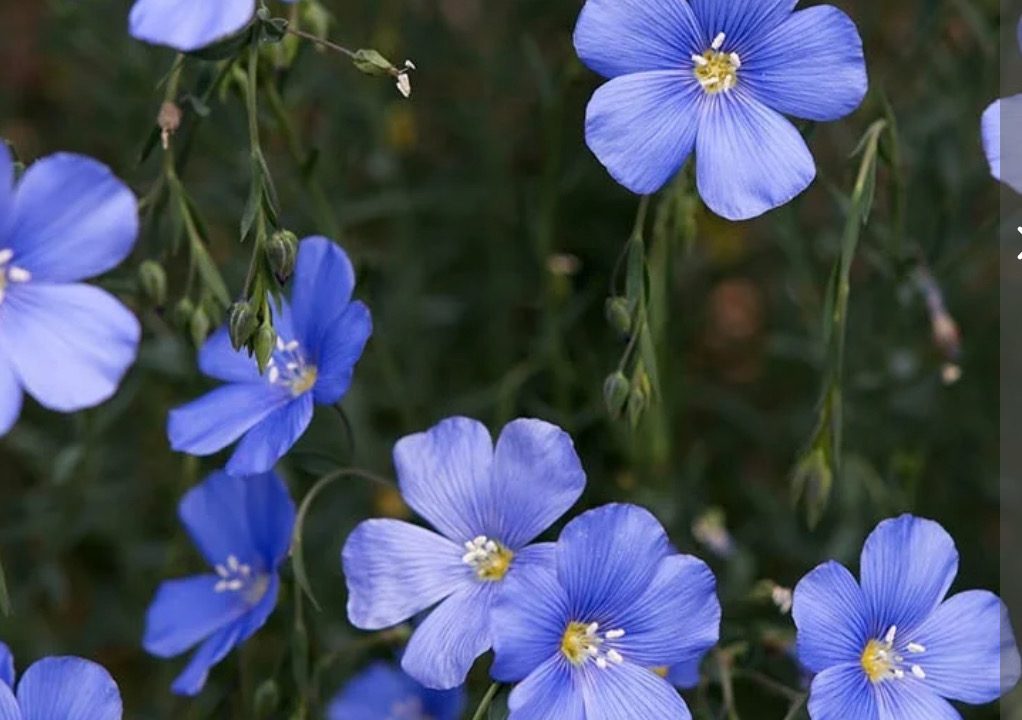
[130,0,295,52]
[327,662,465,720]
[793,514,1021,719]
[143,470,295,696]
[0,643,122,720]
[168,237,371,476]
[0,144,140,437]
[573,0,868,220]
[342,416,586,690]
[490,504,720,720]
[982,19,1022,193]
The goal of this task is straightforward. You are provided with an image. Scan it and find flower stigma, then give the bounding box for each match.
[213,554,271,605]
[692,32,741,94]
[560,621,626,669]
[267,337,318,397]
[0,248,32,305]
[860,625,927,683]
[462,535,514,581]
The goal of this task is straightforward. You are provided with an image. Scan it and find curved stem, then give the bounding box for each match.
[470,682,501,720]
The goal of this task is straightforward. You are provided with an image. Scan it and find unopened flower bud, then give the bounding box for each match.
[228,301,259,351]
[173,298,195,329]
[266,229,298,284]
[603,372,630,419]
[254,323,277,374]
[137,260,167,307]
[626,371,651,427]
[352,48,396,77]
[158,101,182,150]
[605,296,632,337]
[253,679,280,720]
[189,307,211,347]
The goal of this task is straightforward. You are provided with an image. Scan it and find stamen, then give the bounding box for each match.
[265,337,319,396]
[0,249,11,264]
[907,642,926,654]
[211,554,268,604]
[711,32,726,50]
[691,54,709,67]
[911,665,926,679]
[462,535,514,581]
[861,626,927,684]
[560,621,627,669]
[691,31,740,95]
[7,268,30,283]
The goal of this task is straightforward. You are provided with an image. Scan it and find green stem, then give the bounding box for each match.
[781,693,808,720]
[716,649,740,720]
[470,683,501,720]
[286,27,357,59]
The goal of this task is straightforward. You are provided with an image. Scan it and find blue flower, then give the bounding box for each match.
[143,470,295,696]
[129,0,295,52]
[327,662,465,720]
[793,514,1021,719]
[342,416,586,690]
[168,237,371,476]
[573,0,868,220]
[982,19,1022,193]
[490,504,720,720]
[0,643,122,720]
[0,144,140,437]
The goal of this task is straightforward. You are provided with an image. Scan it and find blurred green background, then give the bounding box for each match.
[0,0,1010,717]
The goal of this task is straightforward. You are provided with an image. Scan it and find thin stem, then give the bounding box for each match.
[716,649,740,720]
[470,683,501,720]
[286,27,357,59]
[781,693,808,720]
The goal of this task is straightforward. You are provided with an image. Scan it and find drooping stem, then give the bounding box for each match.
[286,26,357,59]
[470,682,502,720]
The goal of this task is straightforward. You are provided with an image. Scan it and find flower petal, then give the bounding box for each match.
[573,0,702,78]
[179,471,260,568]
[615,554,720,668]
[17,657,122,720]
[507,656,585,720]
[129,0,255,52]
[807,663,878,720]
[556,504,670,621]
[8,154,137,283]
[393,416,494,542]
[0,683,18,720]
[312,300,372,405]
[143,574,250,658]
[581,661,692,720]
[198,327,260,384]
[983,95,1022,194]
[489,419,585,548]
[327,663,464,720]
[666,656,702,689]
[0,284,139,412]
[343,519,471,630]
[401,583,495,690]
[242,471,296,568]
[0,642,14,688]
[689,0,796,50]
[0,349,22,437]
[695,91,815,220]
[908,590,1021,704]
[585,71,702,195]
[875,679,961,720]
[290,237,356,354]
[167,382,289,458]
[742,6,867,121]
[793,561,870,673]
[225,392,314,475]
[860,515,958,635]
[170,620,244,696]
[0,142,14,238]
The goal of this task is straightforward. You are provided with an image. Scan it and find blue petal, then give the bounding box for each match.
[585,71,701,195]
[983,95,1022,194]
[129,0,256,52]
[7,154,137,283]
[421,682,466,720]
[401,583,495,690]
[793,561,870,673]
[489,419,585,548]
[695,91,815,220]
[581,662,692,720]
[0,642,14,688]
[170,620,243,696]
[0,142,13,238]
[143,574,250,657]
[860,515,958,636]
[874,679,961,720]
[0,350,22,437]
[312,300,372,405]
[807,663,878,720]
[393,417,494,542]
[179,471,260,568]
[614,554,720,668]
[327,663,423,720]
[198,327,260,384]
[0,683,18,720]
[666,655,702,689]
[241,471,296,568]
[909,590,1020,704]
[983,100,1001,182]
[491,562,570,683]
[688,0,796,51]
[225,392,314,475]
[556,504,670,621]
[343,519,472,630]
[290,237,356,355]
[0,284,139,412]
[742,6,866,122]
[507,656,585,720]
[167,382,289,457]
[17,657,122,720]
[573,0,702,78]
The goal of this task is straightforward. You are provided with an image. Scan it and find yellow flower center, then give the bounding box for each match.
[461,536,514,581]
[692,32,741,94]
[559,621,626,668]
[289,366,318,396]
[860,626,928,683]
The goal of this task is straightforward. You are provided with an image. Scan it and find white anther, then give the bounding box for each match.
[276,337,287,351]
[606,649,624,665]
[0,249,11,264]
[884,626,898,644]
[605,629,626,640]
[729,52,742,69]
[692,54,709,67]
[404,59,417,70]
[7,267,30,283]
[595,657,608,669]
[911,665,926,679]
[893,668,905,679]
[284,340,299,351]
[215,564,229,578]
[268,367,280,384]
[586,622,600,636]
[711,32,726,50]
[907,643,926,654]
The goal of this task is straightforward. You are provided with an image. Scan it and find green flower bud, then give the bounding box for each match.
[266,229,298,284]
[626,370,651,428]
[189,307,211,348]
[254,323,277,374]
[227,301,259,351]
[791,446,833,529]
[605,296,632,337]
[253,679,280,720]
[137,260,167,307]
[352,49,397,77]
[173,298,195,329]
[603,372,630,419]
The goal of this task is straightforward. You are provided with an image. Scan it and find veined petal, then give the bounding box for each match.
[490,419,585,548]
[143,574,250,657]
[198,327,260,384]
[290,237,356,354]
[689,0,796,51]
[793,561,870,673]
[580,662,691,720]
[401,583,495,690]
[225,392,314,476]
[0,683,18,720]
[0,642,14,688]
[585,71,702,195]
[573,0,702,78]
[0,350,22,437]
[242,471,296,568]
[17,657,122,720]
[983,95,1022,194]
[327,663,464,720]
[343,519,471,630]
[874,679,961,720]
[167,382,289,457]
[170,620,243,697]
[7,154,137,283]
[742,6,867,122]
[0,284,139,412]
[129,0,256,52]
[179,471,259,568]
[312,300,372,405]
[393,417,494,542]
[807,663,878,720]
[695,91,815,221]
[909,590,1021,704]
[860,515,958,636]
[507,656,585,720]
[556,504,670,621]
[666,655,702,689]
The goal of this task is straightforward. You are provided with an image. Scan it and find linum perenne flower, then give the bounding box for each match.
[793,514,1020,719]
[129,0,295,52]
[0,642,123,720]
[981,18,1022,193]
[490,504,720,720]
[143,470,295,696]
[327,662,465,720]
[0,143,141,437]
[167,237,371,476]
[573,0,868,220]
[342,416,586,690]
